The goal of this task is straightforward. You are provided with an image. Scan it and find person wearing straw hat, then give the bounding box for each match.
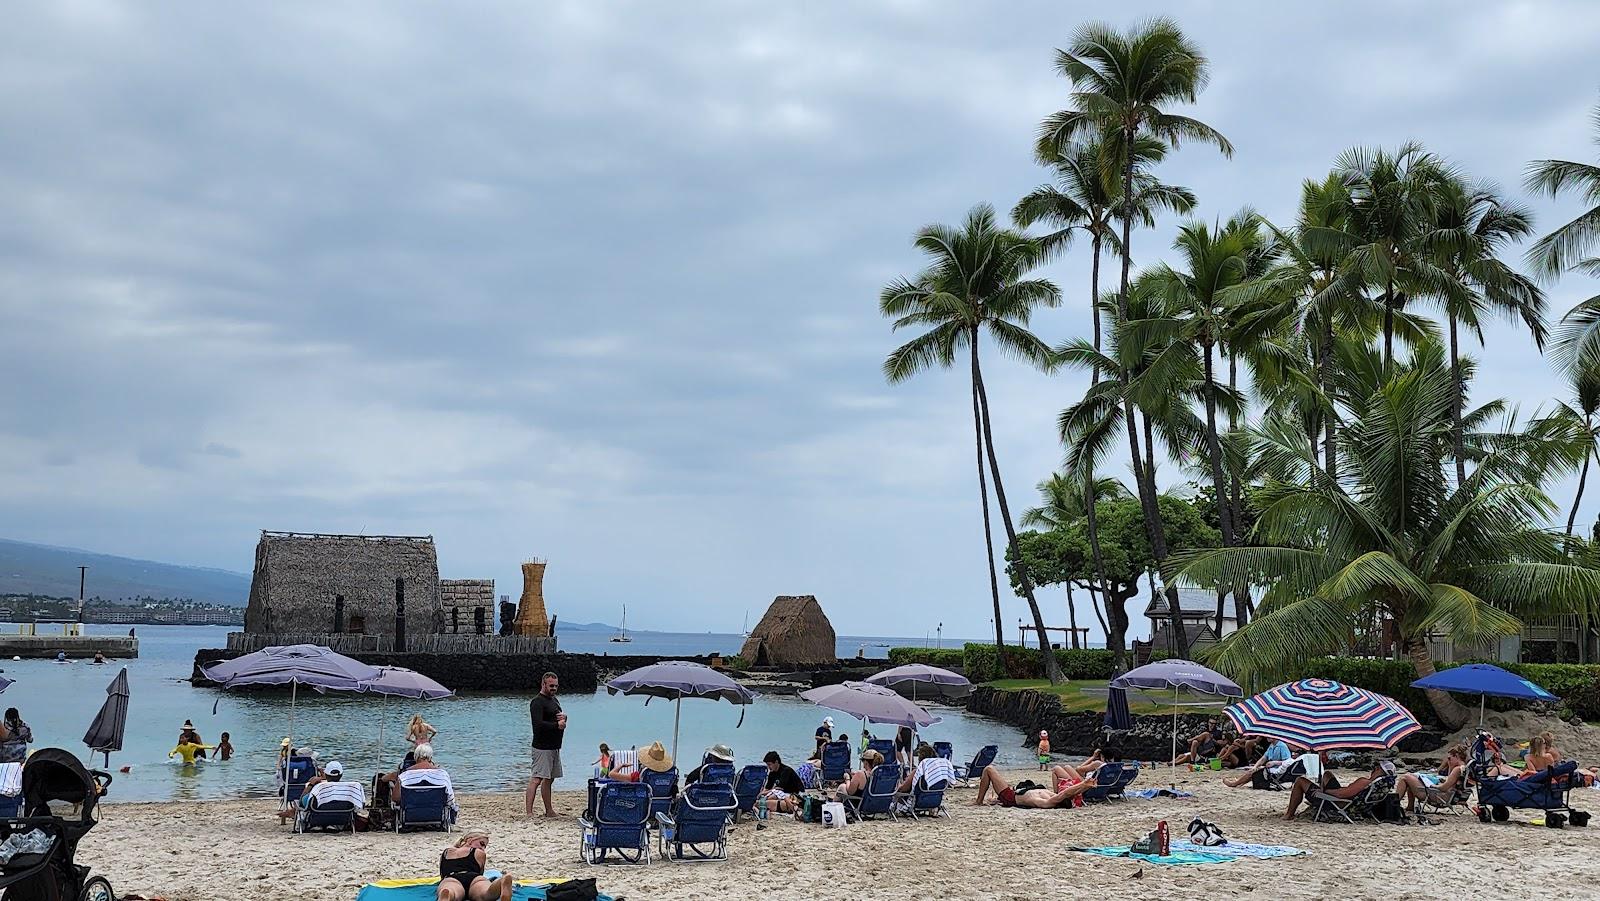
[639,741,675,779]
[178,719,208,760]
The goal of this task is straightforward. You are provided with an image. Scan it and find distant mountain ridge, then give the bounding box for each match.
[0,537,250,605]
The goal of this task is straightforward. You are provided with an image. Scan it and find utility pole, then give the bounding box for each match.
[937,622,943,649]
[77,566,88,623]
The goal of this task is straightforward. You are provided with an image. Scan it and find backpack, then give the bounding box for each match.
[1371,792,1404,823]
[1186,818,1227,846]
[797,794,826,824]
[545,878,598,901]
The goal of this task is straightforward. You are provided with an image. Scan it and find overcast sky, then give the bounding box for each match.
[3,2,1598,639]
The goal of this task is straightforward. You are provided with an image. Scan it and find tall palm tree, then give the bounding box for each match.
[881,204,1065,683]
[1431,177,1546,485]
[1037,18,1232,654]
[1538,365,1600,537]
[1175,348,1600,728]
[1013,137,1195,366]
[1022,473,1132,647]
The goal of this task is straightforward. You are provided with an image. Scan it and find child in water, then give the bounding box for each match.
[217,732,233,761]
[1037,730,1051,770]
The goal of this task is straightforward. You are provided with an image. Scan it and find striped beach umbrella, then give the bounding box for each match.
[1226,678,1420,751]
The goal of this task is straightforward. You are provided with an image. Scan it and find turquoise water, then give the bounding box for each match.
[0,624,1021,802]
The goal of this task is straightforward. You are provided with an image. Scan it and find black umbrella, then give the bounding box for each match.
[83,667,130,766]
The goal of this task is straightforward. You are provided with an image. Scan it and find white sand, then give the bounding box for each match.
[79,764,1600,901]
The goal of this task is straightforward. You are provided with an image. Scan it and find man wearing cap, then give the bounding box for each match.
[815,717,835,754]
[277,759,366,822]
[683,744,735,786]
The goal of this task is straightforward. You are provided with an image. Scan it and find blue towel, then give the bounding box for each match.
[1071,840,1306,865]
[1127,788,1195,799]
[1169,840,1307,859]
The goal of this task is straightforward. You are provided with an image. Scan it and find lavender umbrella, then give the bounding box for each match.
[1111,659,1243,766]
[202,645,382,805]
[799,681,942,730]
[864,664,973,701]
[605,661,754,762]
[83,667,129,767]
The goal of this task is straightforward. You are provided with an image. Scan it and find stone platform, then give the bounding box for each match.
[0,635,138,659]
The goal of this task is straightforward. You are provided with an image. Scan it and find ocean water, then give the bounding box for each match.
[0,624,1021,802]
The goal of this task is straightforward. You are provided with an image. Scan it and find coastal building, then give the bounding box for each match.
[741,595,836,667]
[1144,588,1239,656]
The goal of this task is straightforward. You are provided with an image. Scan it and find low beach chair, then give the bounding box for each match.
[580,782,652,865]
[846,763,901,822]
[698,762,735,787]
[955,745,998,788]
[395,782,453,832]
[656,782,737,863]
[932,741,954,762]
[898,776,950,819]
[820,741,851,785]
[1252,758,1306,791]
[733,765,766,820]
[281,756,316,809]
[295,797,359,834]
[1311,774,1395,824]
[1081,762,1140,802]
[867,739,896,764]
[641,768,678,824]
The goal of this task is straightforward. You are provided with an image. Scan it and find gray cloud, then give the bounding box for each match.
[2,1,1598,636]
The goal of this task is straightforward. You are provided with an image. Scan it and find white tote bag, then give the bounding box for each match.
[821,801,848,828]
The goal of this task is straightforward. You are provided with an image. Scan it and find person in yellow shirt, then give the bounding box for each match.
[168,740,214,765]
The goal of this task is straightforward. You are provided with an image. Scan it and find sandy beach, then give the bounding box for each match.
[82,756,1600,901]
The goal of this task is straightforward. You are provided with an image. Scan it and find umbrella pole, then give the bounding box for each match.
[1172,686,1179,770]
[1479,694,1485,731]
[284,679,298,809]
[672,693,682,765]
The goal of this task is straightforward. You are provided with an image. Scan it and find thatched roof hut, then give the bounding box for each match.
[244,531,443,638]
[739,595,836,667]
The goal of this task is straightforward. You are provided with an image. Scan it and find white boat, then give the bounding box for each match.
[610,606,632,643]
[741,610,750,637]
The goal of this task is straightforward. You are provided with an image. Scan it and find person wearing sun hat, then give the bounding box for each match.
[684,743,734,786]
[639,741,675,777]
[178,719,208,760]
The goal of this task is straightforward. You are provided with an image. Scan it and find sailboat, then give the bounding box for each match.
[610,606,632,643]
[741,610,750,638]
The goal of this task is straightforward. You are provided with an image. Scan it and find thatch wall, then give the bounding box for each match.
[244,532,442,638]
[511,560,552,637]
[739,595,836,667]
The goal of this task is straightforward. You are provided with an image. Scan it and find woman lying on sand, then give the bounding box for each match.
[436,832,514,901]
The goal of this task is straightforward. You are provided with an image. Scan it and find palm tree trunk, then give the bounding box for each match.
[969,337,1007,666]
[1227,349,1250,627]
[1090,231,1103,387]
[1449,313,1467,485]
[1566,431,1593,537]
[1382,278,1395,370]
[972,347,1063,684]
[1064,583,1080,649]
[1405,636,1471,729]
[1321,315,1338,479]
[1202,343,1236,639]
[1081,476,1116,666]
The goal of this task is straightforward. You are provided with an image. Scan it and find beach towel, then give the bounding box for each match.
[355,878,615,901]
[1127,788,1194,800]
[1168,840,1308,859]
[1071,841,1307,865]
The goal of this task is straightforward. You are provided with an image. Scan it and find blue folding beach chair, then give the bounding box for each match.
[656,782,737,863]
[1081,762,1140,802]
[867,739,896,764]
[281,756,316,807]
[395,782,453,832]
[955,745,997,787]
[641,768,678,824]
[932,741,954,762]
[820,741,851,785]
[845,763,901,822]
[733,765,766,820]
[295,797,359,833]
[698,762,735,787]
[903,775,949,819]
[580,781,652,864]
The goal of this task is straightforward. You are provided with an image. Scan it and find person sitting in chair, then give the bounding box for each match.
[278,759,366,822]
[971,762,1098,809]
[897,743,956,794]
[1396,744,1468,813]
[1170,720,1223,767]
[1224,738,1294,788]
[381,743,458,819]
[435,832,515,901]
[683,744,735,786]
[1283,758,1390,820]
[834,749,882,802]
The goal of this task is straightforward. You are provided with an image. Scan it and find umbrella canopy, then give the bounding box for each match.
[863,664,973,700]
[1110,659,1243,697]
[82,667,130,764]
[0,675,12,694]
[799,681,942,729]
[605,661,755,763]
[202,644,381,690]
[1411,664,1556,701]
[358,667,454,700]
[1227,678,1421,751]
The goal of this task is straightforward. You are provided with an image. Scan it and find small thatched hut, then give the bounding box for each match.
[740,595,836,667]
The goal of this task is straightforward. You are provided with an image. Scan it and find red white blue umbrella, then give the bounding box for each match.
[1226,678,1420,751]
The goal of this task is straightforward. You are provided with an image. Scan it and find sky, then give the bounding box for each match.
[3,2,1599,639]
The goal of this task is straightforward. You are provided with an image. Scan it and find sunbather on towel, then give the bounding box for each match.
[1283,759,1387,820]
[436,831,514,901]
[1396,745,1467,812]
[971,764,1097,809]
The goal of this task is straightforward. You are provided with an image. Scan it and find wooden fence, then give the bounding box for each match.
[224,632,558,655]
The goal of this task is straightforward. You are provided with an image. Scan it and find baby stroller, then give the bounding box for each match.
[0,749,115,901]
[1470,731,1589,828]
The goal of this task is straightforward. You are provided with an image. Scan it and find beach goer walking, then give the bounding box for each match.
[525,672,565,817]
[895,726,915,768]
[0,709,32,763]
[407,714,438,748]
[592,743,613,779]
[435,832,514,901]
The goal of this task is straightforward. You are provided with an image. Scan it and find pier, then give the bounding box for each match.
[0,623,138,659]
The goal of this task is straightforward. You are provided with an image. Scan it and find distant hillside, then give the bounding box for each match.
[0,538,250,605]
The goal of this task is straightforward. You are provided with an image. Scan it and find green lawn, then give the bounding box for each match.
[986,679,1229,715]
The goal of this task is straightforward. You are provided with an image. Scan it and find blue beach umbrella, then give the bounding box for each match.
[605,661,754,763]
[1412,663,1557,728]
[1111,660,1243,764]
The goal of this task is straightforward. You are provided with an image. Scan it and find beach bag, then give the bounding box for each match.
[1128,820,1169,856]
[821,801,848,828]
[1372,793,1404,824]
[545,878,598,901]
[1187,818,1227,846]
[796,794,824,823]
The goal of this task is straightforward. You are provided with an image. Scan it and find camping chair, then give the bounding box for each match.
[1081,762,1140,802]
[867,739,897,764]
[698,762,735,787]
[280,756,316,809]
[954,745,998,787]
[845,763,901,822]
[580,781,652,865]
[932,741,954,762]
[395,781,454,832]
[656,782,737,863]
[295,797,359,834]
[733,765,766,821]
[1311,774,1396,824]
[820,741,851,785]
[1251,758,1306,791]
[894,775,949,819]
[641,768,678,823]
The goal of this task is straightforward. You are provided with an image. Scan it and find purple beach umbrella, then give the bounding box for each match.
[605,661,754,762]
[1111,659,1243,765]
[799,681,942,730]
[864,664,973,701]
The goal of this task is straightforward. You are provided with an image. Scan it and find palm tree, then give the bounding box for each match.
[1526,101,1600,279]
[881,204,1065,683]
[1175,348,1600,728]
[1037,18,1232,654]
[1013,137,1195,366]
[1022,473,1133,647]
[1538,365,1600,537]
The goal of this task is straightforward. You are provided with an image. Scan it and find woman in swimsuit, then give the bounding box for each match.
[436,832,514,901]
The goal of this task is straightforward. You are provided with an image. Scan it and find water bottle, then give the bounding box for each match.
[756,799,768,821]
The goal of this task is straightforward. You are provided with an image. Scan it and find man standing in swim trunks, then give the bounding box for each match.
[971,763,1097,809]
[526,672,566,818]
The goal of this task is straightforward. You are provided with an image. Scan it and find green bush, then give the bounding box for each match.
[886,647,965,668]
[1275,658,1600,727]
[962,643,1121,682]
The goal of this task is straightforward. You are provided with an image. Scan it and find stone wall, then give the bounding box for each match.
[192,648,597,693]
[440,579,495,634]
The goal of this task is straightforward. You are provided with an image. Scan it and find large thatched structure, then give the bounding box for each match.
[740,595,836,667]
[244,532,443,639]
